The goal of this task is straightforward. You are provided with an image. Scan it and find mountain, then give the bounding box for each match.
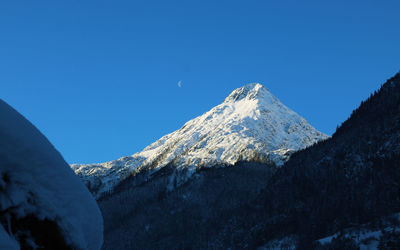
[0,100,103,249]
[72,83,328,198]
[96,72,400,249]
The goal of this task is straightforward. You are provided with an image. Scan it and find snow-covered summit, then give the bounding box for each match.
[72,83,328,198]
[224,83,266,102]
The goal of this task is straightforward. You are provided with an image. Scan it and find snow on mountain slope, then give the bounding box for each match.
[72,83,328,198]
[0,100,103,249]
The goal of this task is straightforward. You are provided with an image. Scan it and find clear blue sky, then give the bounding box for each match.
[1,1,399,164]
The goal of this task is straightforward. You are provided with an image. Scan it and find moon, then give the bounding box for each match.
[177,81,182,87]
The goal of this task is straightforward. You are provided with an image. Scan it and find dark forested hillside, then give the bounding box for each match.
[99,162,277,249]
[231,72,400,248]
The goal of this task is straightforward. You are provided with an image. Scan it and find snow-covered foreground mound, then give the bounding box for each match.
[0,100,103,249]
[73,83,328,198]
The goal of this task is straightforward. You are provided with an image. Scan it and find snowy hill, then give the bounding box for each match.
[0,100,103,249]
[72,83,328,198]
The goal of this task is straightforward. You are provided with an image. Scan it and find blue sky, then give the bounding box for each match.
[1,1,400,164]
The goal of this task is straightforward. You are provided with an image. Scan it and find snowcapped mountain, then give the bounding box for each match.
[0,99,103,249]
[72,83,328,198]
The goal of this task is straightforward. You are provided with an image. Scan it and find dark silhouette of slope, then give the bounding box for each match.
[229,72,400,248]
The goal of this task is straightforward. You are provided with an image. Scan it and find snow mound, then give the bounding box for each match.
[0,100,103,249]
[73,83,328,198]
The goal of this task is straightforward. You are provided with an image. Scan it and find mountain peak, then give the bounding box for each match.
[224,83,269,103]
[73,83,328,198]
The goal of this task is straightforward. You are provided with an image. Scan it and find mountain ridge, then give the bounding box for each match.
[72,83,328,198]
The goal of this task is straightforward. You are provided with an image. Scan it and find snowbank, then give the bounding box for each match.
[0,99,103,249]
